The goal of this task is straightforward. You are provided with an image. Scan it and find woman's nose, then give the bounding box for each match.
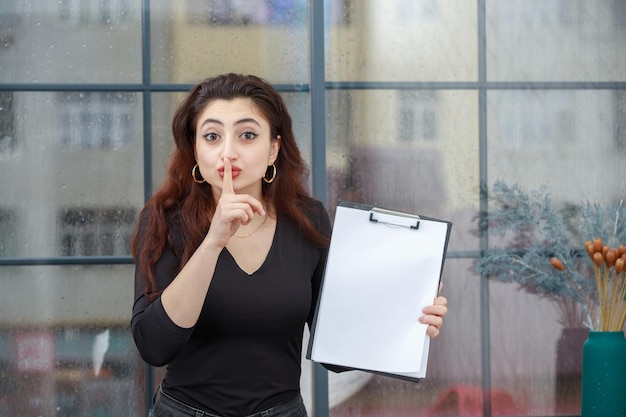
[221,137,237,160]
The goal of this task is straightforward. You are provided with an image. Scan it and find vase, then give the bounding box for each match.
[581,331,626,417]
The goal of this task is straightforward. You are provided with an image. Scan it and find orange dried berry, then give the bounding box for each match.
[602,245,610,258]
[550,258,565,271]
[593,252,604,268]
[619,245,626,257]
[593,238,603,253]
[606,249,617,267]
[616,258,624,274]
[585,241,594,257]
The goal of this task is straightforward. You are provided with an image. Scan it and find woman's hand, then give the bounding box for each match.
[206,157,265,248]
[419,282,448,339]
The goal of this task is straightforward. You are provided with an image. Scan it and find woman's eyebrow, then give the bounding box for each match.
[199,118,223,129]
[199,117,261,129]
[234,117,261,127]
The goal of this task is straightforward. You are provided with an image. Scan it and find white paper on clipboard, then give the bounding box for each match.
[307,201,452,381]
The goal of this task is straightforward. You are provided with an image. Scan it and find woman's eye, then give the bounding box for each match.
[203,132,219,141]
[241,131,257,140]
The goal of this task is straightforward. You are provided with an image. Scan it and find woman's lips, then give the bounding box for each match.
[218,167,242,178]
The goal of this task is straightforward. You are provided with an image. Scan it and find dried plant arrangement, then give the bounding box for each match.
[550,239,626,331]
[477,180,626,331]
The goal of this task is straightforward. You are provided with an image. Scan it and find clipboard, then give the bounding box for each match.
[307,201,452,382]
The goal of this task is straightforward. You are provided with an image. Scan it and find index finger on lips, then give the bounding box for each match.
[222,157,235,195]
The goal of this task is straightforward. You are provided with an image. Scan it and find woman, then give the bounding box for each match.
[131,73,448,417]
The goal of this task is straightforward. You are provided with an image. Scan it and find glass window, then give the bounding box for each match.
[2,1,625,416]
[59,92,135,150]
[150,0,312,84]
[484,90,626,416]
[151,0,349,84]
[192,0,307,26]
[58,207,136,256]
[59,0,132,25]
[487,0,626,81]
[616,90,626,149]
[487,90,626,203]
[1,92,144,258]
[395,0,439,23]
[615,0,626,28]
[0,265,143,416]
[0,0,141,83]
[326,89,480,253]
[0,91,14,153]
[398,91,439,142]
[325,1,478,82]
[494,90,575,146]
[0,208,16,257]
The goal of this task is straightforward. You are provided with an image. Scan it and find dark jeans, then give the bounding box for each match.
[150,386,308,417]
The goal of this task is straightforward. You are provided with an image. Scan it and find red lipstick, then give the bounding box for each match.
[218,166,242,178]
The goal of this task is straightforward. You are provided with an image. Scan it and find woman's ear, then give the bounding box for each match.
[269,135,281,164]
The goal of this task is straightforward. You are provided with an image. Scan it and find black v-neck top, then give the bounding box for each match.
[131,197,330,417]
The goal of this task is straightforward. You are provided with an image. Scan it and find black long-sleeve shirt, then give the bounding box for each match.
[131,198,330,417]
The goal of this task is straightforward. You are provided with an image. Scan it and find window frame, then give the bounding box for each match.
[1,1,626,417]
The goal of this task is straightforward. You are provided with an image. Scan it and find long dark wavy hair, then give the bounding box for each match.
[132,73,328,295]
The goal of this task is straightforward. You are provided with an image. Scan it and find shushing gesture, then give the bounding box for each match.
[206,157,266,248]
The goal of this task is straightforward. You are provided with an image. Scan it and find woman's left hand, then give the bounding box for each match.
[419,283,448,339]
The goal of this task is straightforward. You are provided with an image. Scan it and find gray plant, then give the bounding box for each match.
[476,180,626,329]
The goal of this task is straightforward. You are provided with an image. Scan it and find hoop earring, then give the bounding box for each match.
[263,164,277,184]
[192,164,205,183]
